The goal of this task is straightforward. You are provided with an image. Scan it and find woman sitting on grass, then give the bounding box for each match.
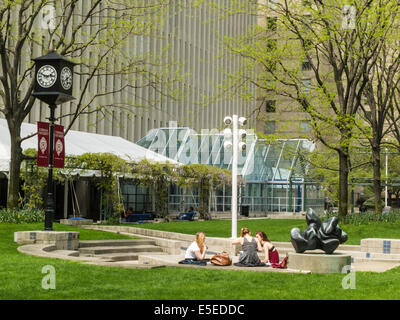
[179,232,209,265]
[232,227,265,267]
[255,231,288,269]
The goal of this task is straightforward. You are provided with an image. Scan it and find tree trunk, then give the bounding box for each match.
[198,178,211,220]
[7,125,23,209]
[338,150,349,221]
[371,144,383,214]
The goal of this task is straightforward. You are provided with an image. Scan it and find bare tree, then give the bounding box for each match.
[357,41,400,213]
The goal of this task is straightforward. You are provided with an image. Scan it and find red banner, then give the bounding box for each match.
[37,122,49,167]
[53,124,65,169]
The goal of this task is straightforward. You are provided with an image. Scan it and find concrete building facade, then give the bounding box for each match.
[3,1,257,143]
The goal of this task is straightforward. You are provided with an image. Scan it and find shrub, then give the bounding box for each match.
[0,208,45,224]
[320,210,400,226]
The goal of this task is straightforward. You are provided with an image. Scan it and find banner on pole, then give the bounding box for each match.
[37,122,50,167]
[53,124,65,169]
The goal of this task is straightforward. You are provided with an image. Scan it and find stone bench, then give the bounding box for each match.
[288,252,351,273]
[361,238,400,255]
[60,218,93,226]
[14,231,80,250]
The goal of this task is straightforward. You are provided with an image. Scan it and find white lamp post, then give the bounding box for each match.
[224,115,247,239]
[385,146,388,208]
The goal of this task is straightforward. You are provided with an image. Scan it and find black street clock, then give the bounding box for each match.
[31,51,77,231]
[32,51,76,105]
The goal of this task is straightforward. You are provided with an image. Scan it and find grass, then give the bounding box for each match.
[1,221,400,300]
[124,219,400,245]
[5,222,139,240]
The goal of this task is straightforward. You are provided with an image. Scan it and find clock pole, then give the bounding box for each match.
[44,104,56,231]
[32,51,76,231]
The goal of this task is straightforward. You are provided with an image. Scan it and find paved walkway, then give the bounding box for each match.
[15,224,400,273]
[84,226,400,273]
[16,238,400,274]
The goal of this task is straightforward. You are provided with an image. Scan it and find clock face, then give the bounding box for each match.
[60,66,72,90]
[37,65,57,88]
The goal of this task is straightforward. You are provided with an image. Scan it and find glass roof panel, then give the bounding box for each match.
[137,128,314,182]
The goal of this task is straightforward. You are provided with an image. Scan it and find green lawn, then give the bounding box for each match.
[1,222,400,300]
[125,219,400,245]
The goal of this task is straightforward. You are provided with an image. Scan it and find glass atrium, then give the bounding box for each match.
[128,127,325,215]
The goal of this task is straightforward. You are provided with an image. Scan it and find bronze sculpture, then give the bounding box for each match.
[290,208,348,254]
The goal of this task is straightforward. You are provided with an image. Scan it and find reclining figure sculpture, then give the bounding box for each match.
[290,208,348,254]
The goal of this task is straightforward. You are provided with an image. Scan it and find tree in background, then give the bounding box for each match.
[356,23,400,214]
[0,0,181,209]
[177,164,231,219]
[131,160,178,220]
[209,0,400,219]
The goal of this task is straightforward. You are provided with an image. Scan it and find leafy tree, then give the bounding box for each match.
[177,163,231,219]
[356,31,400,213]
[211,0,399,219]
[131,159,178,220]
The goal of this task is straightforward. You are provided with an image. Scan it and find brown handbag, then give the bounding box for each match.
[210,252,232,266]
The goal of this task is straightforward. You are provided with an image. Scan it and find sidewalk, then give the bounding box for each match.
[15,225,400,274]
[82,225,400,273]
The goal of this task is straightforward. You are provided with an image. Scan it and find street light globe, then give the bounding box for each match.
[224,116,233,125]
[224,140,233,149]
[223,128,232,138]
[238,129,247,139]
[238,117,247,126]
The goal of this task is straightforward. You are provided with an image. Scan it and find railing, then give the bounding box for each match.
[167,195,324,213]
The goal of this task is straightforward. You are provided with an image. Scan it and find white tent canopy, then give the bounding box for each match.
[0,119,179,173]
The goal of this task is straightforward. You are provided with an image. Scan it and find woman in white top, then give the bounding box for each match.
[184,232,208,261]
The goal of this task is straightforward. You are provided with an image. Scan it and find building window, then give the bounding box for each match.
[121,182,152,213]
[267,0,278,9]
[266,17,277,31]
[300,120,311,133]
[265,100,276,113]
[266,39,277,51]
[264,121,275,134]
[301,58,312,71]
[301,78,312,93]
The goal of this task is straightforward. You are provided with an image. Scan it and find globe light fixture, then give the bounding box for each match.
[224,140,233,149]
[224,116,233,125]
[223,114,248,238]
[223,128,233,138]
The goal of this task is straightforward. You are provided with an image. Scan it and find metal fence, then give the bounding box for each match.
[122,181,325,214]
[168,194,324,214]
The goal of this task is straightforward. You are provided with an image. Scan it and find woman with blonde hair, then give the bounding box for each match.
[232,227,265,267]
[179,232,209,265]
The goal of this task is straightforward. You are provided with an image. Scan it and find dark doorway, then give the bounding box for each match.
[87,182,100,222]
[54,183,65,221]
[0,177,7,208]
